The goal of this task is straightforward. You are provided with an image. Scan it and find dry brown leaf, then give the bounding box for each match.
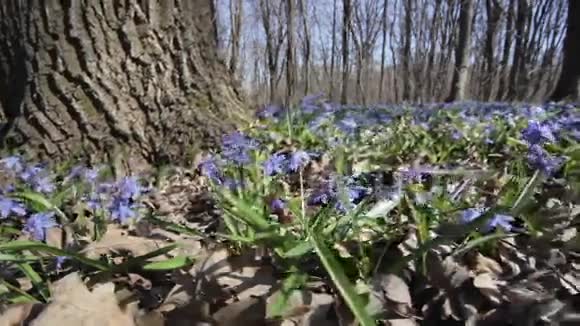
[375,274,412,305]
[473,253,503,275]
[189,248,277,302]
[385,318,417,326]
[212,297,266,326]
[81,225,167,259]
[0,303,44,326]
[473,273,503,305]
[30,272,136,326]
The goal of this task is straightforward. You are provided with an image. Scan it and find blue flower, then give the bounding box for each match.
[24,212,58,241]
[0,196,27,219]
[289,150,311,172]
[522,120,555,145]
[116,177,141,200]
[451,130,463,140]
[199,157,223,184]
[0,156,24,173]
[55,256,67,270]
[270,198,285,212]
[83,167,100,183]
[527,144,564,175]
[460,208,485,224]
[337,117,358,134]
[488,214,514,231]
[221,131,258,165]
[19,165,44,183]
[301,93,323,113]
[85,194,102,211]
[32,176,55,194]
[460,208,515,232]
[263,153,287,176]
[109,199,136,223]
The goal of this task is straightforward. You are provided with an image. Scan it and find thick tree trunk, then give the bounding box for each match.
[446,0,475,102]
[550,0,580,102]
[0,0,246,171]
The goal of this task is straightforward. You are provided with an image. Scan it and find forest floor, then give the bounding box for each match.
[1,99,580,326]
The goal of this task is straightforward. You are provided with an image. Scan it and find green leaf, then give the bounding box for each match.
[220,191,271,231]
[511,169,543,216]
[14,191,68,222]
[17,263,50,301]
[283,241,313,258]
[310,233,375,326]
[0,253,39,262]
[142,256,193,271]
[0,280,41,303]
[452,232,516,257]
[0,241,109,271]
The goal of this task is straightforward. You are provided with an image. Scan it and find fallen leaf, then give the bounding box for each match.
[212,297,266,326]
[0,303,44,326]
[30,272,136,326]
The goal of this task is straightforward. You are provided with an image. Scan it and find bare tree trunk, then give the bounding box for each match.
[378,0,388,102]
[298,0,311,96]
[484,0,502,100]
[229,0,243,76]
[286,0,296,105]
[0,0,246,170]
[499,0,515,100]
[401,0,412,101]
[508,0,528,99]
[259,0,284,104]
[551,0,579,101]
[329,0,338,101]
[340,0,352,104]
[446,0,475,102]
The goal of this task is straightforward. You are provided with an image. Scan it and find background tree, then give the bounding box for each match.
[550,0,579,101]
[221,0,568,106]
[0,0,247,171]
[446,0,476,102]
[341,0,352,104]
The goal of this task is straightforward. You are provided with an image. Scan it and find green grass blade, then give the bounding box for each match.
[0,280,41,303]
[310,233,375,326]
[14,191,68,222]
[0,241,109,271]
[141,256,194,271]
[511,170,543,216]
[17,263,50,301]
[451,233,517,257]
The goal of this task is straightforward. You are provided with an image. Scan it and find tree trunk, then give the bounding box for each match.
[229,0,243,76]
[378,0,388,102]
[550,0,580,101]
[0,0,246,171]
[298,0,311,97]
[508,0,528,99]
[401,0,412,101]
[286,0,296,105]
[446,0,475,102]
[340,0,351,104]
[329,0,338,101]
[484,0,502,100]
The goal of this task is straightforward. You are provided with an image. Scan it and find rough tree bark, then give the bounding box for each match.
[0,0,247,171]
[550,0,580,102]
[446,0,475,102]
